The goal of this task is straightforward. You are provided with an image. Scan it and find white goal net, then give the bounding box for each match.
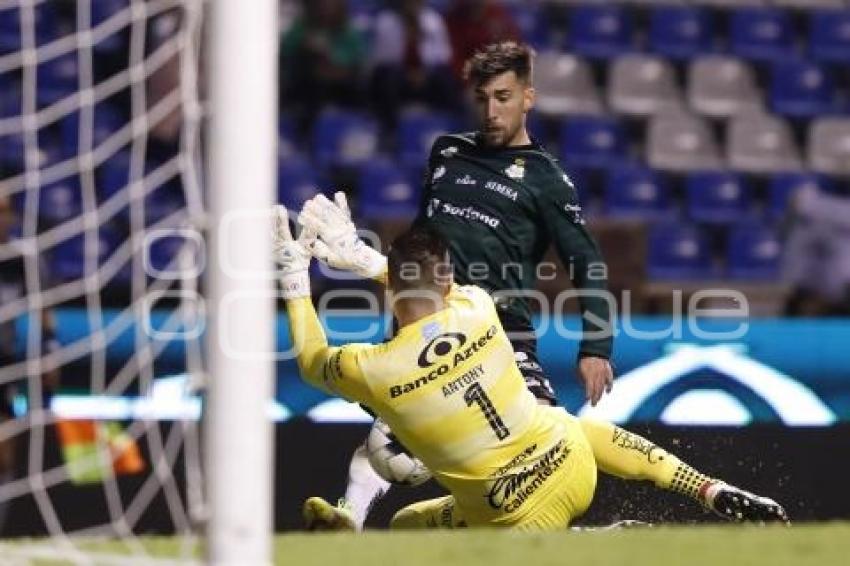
[0,0,212,563]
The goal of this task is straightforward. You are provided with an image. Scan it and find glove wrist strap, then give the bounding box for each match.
[280,271,311,299]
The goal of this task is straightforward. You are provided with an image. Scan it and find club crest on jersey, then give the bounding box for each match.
[433,165,446,181]
[440,146,458,158]
[422,322,442,341]
[455,174,477,185]
[504,158,525,180]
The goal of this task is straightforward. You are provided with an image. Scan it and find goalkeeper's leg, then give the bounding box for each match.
[303,436,390,531]
[578,417,789,523]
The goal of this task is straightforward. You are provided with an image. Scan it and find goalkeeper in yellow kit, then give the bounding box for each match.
[274,204,788,529]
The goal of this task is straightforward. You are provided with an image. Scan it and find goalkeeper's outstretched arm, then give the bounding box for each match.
[273,205,373,402]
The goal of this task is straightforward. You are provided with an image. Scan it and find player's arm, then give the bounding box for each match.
[285,298,373,401]
[273,206,373,402]
[538,176,612,357]
[411,135,444,228]
[538,173,614,404]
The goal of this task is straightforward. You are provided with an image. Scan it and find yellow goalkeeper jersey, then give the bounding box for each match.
[287,284,590,526]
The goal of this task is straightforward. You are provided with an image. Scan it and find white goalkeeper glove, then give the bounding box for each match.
[298,192,387,279]
[272,205,314,299]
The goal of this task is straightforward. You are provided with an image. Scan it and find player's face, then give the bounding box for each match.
[472,71,535,148]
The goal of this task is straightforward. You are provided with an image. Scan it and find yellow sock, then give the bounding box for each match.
[578,417,715,504]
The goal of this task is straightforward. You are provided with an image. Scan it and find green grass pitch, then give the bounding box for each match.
[6,523,847,565]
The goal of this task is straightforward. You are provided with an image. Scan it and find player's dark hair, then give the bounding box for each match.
[463,41,535,86]
[387,226,451,292]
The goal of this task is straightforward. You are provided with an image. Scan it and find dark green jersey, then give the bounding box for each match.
[413,132,612,360]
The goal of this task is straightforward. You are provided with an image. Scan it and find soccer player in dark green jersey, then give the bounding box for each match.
[303,41,615,530]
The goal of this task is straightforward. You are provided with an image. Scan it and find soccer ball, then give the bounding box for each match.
[366,419,432,487]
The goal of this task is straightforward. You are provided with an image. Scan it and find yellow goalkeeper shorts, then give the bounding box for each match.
[391,411,597,530]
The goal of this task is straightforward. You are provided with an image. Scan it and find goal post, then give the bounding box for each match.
[205,0,278,564]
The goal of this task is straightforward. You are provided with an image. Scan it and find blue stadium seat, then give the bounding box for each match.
[0,4,55,53]
[768,172,835,220]
[559,116,629,170]
[649,6,714,61]
[809,10,850,64]
[146,231,202,277]
[39,177,82,225]
[144,184,186,226]
[727,224,782,280]
[358,158,419,220]
[61,103,125,157]
[505,3,549,49]
[37,53,79,107]
[770,60,838,118]
[569,5,634,60]
[278,157,322,211]
[604,167,674,220]
[50,230,119,282]
[730,8,795,63]
[313,109,379,169]
[397,112,456,171]
[686,171,753,224]
[648,223,714,280]
[99,153,133,201]
[98,152,186,224]
[92,0,129,53]
[279,114,298,159]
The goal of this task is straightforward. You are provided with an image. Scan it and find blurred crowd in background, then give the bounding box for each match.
[0,0,849,316]
[278,0,850,317]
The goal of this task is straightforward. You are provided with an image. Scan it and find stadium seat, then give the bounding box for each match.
[604,167,674,220]
[357,157,419,220]
[39,177,82,225]
[396,111,456,171]
[60,103,125,157]
[687,55,763,118]
[608,54,683,117]
[809,9,850,64]
[774,0,844,9]
[568,5,634,60]
[647,111,723,172]
[726,113,802,174]
[559,115,630,170]
[92,0,129,53]
[807,117,850,176]
[648,223,714,280]
[144,184,186,226]
[279,115,298,160]
[37,53,79,107]
[730,7,795,63]
[146,230,203,277]
[768,172,834,220]
[649,5,714,61]
[278,157,322,212]
[504,2,549,49]
[533,52,603,117]
[769,60,839,118]
[0,3,55,53]
[686,171,753,225]
[698,0,766,7]
[727,224,782,280]
[49,230,119,282]
[312,109,379,169]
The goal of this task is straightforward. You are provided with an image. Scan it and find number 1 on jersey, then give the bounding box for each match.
[464,382,510,440]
